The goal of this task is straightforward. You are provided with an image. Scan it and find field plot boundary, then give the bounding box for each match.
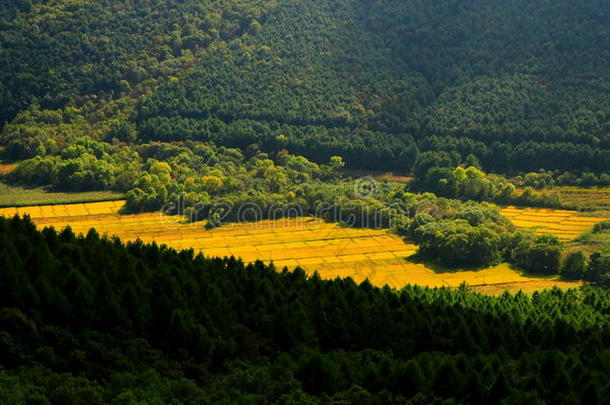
[548,186,610,209]
[500,206,608,240]
[0,201,585,294]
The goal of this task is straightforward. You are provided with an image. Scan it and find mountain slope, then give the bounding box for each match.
[2,215,610,402]
[1,0,610,172]
[137,0,610,170]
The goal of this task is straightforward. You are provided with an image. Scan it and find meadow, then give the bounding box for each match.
[0,182,123,207]
[0,201,585,294]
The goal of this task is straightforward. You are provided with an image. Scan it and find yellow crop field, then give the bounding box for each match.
[546,186,610,209]
[0,163,17,174]
[0,200,583,294]
[500,206,608,240]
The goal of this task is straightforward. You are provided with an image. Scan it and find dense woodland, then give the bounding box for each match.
[1,216,610,403]
[2,0,610,173]
[2,1,610,402]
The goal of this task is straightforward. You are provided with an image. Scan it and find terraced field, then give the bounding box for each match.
[551,186,610,209]
[500,206,608,240]
[0,201,583,294]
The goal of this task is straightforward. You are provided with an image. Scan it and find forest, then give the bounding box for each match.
[132,0,610,172]
[2,0,610,402]
[1,215,610,403]
[2,0,610,173]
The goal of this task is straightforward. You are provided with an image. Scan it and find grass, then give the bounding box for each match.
[566,228,610,257]
[0,182,124,207]
[0,200,584,295]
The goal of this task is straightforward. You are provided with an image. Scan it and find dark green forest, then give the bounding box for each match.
[1,215,610,403]
[2,0,610,173]
[2,1,610,402]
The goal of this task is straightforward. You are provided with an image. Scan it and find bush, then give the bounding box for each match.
[592,221,610,234]
[410,220,502,267]
[511,235,563,275]
[561,252,587,279]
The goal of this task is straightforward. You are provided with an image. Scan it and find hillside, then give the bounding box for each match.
[2,2,610,402]
[1,215,610,402]
[2,0,610,172]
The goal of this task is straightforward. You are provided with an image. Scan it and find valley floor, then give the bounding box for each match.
[0,200,585,294]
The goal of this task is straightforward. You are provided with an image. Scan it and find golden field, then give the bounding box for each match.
[341,169,413,184]
[548,186,610,209]
[0,200,584,294]
[499,206,608,240]
[0,162,17,174]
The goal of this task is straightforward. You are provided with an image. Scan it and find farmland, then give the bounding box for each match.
[0,162,17,174]
[341,169,413,184]
[499,206,609,240]
[0,200,584,294]
[0,183,124,207]
[551,186,610,209]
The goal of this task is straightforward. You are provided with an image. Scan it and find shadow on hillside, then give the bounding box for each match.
[403,253,563,280]
[403,253,492,274]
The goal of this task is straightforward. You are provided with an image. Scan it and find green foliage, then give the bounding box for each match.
[401,199,512,268]
[593,221,610,234]
[0,0,278,126]
[2,1,610,401]
[1,216,610,402]
[3,0,610,174]
[561,252,588,280]
[409,219,503,267]
[411,163,563,208]
[586,252,610,283]
[136,0,610,172]
[511,234,564,275]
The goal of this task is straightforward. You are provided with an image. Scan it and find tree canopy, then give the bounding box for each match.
[1,215,610,402]
[2,0,610,173]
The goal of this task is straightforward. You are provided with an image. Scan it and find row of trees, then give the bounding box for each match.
[410,154,563,208]
[514,170,610,189]
[561,251,610,282]
[418,136,610,176]
[5,128,606,280]
[137,116,418,170]
[1,215,610,402]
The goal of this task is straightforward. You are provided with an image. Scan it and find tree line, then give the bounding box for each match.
[4,0,609,175]
[5,121,609,281]
[1,215,610,402]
